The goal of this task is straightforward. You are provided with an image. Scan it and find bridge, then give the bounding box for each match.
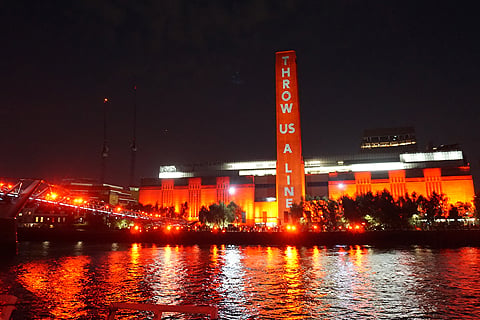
[0,179,159,253]
[0,179,152,220]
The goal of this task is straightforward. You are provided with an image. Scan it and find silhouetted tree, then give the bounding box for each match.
[289,202,304,224]
[180,202,188,218]
[448,205,459,221]
[205,202,238,227]
[322,198,340,231]
[226,201,242,224]
[356,192,378,229]
[340,195,362,225]
[198,206,209,224]
[375,190,402,229]
[397,192,419,229]
[473,195,480,220]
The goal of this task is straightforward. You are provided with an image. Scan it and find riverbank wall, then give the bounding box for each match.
[17,229,480,247]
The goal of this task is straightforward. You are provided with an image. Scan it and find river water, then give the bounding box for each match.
[1,241,479,319]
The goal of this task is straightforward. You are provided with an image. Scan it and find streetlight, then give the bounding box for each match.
[129,86,137,187]
[101,98,109,184]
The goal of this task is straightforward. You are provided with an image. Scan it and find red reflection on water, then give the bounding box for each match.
[438,247,480,311]
[101,243,146,305]
[348,245,369,269]
[283,246,303,317]
[17,255,90,318]
[10,244,480,319]
[310,246,330,315]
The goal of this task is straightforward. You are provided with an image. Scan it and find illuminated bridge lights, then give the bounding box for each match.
[285,225,297,232]
[1,186,152,221]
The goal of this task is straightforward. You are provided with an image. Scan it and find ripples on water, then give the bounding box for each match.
[0,242,479,319]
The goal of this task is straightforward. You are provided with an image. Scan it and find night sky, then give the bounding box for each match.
[2,1,479,189]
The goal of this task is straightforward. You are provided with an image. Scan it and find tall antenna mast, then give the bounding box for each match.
[101,98,109,184]
[129,85,137,186]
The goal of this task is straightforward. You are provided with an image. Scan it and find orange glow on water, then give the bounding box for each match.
[10,243,480,318]
[283,246,303,315]
[17,255,91,318]
[210,245,219,268]
[348,245,369,269]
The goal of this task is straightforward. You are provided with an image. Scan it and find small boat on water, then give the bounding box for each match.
[0,295,17,320]
[107,302,218,319]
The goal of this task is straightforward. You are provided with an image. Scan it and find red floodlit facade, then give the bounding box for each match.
[139,176,275,225]
[139,156,475,225]
[275,51,305,220]
[138,51,476,225]
[328,167,474,203]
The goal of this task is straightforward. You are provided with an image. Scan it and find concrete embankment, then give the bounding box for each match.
[16,229,480,247]
[0,218,18,254]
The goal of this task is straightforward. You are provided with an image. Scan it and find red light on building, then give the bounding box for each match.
[131,225,141,234]
[348,224,364,233]
[286,225,297,232]
[46,192,58,201]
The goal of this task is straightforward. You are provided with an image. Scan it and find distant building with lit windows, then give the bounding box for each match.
[60,179,138,206]
[361,126,417,152]
[139,147,475,226]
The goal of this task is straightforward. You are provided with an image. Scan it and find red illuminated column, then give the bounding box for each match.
[275,50,305,223]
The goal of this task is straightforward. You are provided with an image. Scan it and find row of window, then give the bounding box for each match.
[362,134,416,143]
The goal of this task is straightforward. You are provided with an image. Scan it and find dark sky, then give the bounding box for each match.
[2,1,479,189]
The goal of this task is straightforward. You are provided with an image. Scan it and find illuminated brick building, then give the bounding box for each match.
[138,51,475,226]
[139,149,475,225]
